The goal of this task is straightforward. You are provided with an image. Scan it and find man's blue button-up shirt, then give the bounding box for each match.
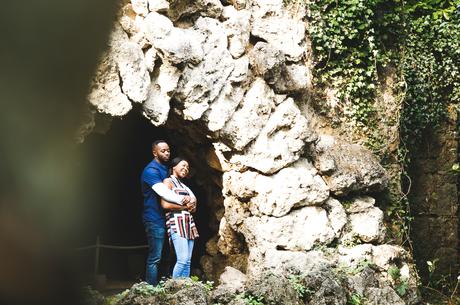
[141,159,168,225]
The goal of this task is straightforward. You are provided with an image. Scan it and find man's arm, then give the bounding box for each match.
[152,183,184,204]
[144,167,184,204]
[160,179,188,211]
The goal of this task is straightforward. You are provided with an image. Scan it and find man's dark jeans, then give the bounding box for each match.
[145,221,166,285]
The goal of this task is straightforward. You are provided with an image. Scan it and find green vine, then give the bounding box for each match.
[400,7,460,149]
[306,0,460,251]
[397,1,460,250]
[308,0,398,127]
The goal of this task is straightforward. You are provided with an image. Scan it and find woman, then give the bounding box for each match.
[160,157,199,278]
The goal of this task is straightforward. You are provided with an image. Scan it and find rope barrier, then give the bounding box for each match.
[76,236,149,276]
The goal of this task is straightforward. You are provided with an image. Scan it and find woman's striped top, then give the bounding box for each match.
[165,176,199,240]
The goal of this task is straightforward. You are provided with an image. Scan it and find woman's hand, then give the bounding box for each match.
[186,198,197,213]
[181,195,191,205]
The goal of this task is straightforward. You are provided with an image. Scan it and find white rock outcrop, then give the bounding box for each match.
[220,78,276,150]
[142,61,180,126]
[84,2,418,302]
[240,206,337,251]
[224,159,329,217]
[175,18,235,120]
[230,98,316,173]
[143,12,204,64]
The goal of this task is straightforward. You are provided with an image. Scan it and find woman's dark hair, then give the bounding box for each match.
[170,157,188,169]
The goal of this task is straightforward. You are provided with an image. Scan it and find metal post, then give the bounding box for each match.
[94,235,100,276]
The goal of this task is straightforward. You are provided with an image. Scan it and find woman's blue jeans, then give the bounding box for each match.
[145,222,166,285]
[170,230,194,278]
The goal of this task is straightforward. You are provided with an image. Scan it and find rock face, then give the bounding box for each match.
[311,135,389,196]
[84,0,419,303]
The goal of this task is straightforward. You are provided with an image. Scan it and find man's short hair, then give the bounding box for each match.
[152,140,168,149]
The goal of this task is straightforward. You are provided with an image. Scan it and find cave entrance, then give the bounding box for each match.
[78,108,223,287]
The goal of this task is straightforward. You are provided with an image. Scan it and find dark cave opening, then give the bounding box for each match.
[77,108,223,285]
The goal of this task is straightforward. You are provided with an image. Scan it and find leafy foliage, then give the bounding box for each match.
[400,8,460,149]
[387,265,409,297]
[347,293,367,305]
[308,0,395,126]
[240,293,265,305]
[130,281,166,296]
[307,0,460,248]
[288,275,306,299]
[190,275,214,291]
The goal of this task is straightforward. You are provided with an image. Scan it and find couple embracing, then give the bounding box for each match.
[141,140,199,285]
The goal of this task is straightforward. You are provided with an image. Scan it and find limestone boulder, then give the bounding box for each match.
[338,244,373,268]
[219,266,246,288]
[211,267,246,304]
[217,217,246,255]
[325,198,347,235]
[175,17,235,120]
[245,272,303,305]
[240,206,336,251]
[223,196,251,229]
[250,249,331,275]
[345,266,380,296]
[201,55,249,130]
[251,15,305,61]
[205,83,245,132]
[148,0,169,12]
[345,196,376,213]
[223,170,257,199]
[230,98,316,174]
[371,245,407,270]
[229,0,247,10]
[163,279,209,305]
[339,244,409,272]
[249,42,311,93]
[131,0,149,16]
[365,287,405,305]
[223,6,251,58]
[89,24,150,110]
[88,52,132,116]
[144,47,156,72]
[143,12,204,64]
[228,55,250,83]
[341,197,385,243]
[249,41,285,82]
[200,253,248,284]
[312,135,388,196]
[119,4,141,36]
[224,159,329,217]
[142,61,180,126]
[272,63,311,93]
[166,0,224,21]
[220,78,276,150]
[304,269,348,305]
[250,0,284,19]
[348,207,385,243]
[110,27,150,103]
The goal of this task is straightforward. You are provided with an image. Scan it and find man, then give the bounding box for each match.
[141,140,196,285]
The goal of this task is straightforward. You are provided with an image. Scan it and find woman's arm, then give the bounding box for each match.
[160,178,188,211]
